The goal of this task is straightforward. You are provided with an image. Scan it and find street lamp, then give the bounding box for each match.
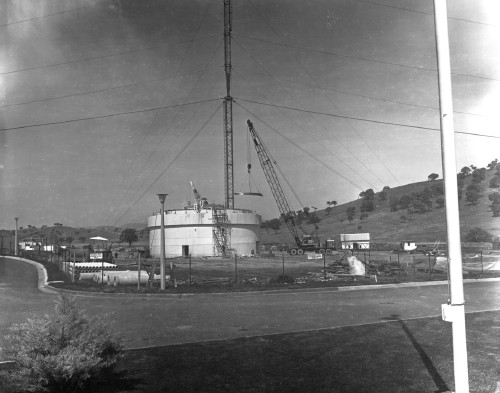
[157,194,168,290]
[14,217,19,256]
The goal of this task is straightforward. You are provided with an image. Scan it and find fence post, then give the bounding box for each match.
[137,252,141,291]
[189,254,192,286]
[101,258,104,287]
[234,254,238,284]
[323,252,326,281]
[481,250,483,274]
[428,254,432,277]
[72,251,75,283]
[398,251,400,277]
[282,253,285,277]
[413,256,416,279]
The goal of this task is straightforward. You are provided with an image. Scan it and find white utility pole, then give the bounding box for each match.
[157,194,168,290]
[433,1,469,392]
[14,217,19,256]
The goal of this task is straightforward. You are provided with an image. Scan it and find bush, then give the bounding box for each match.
[360,199,375,212]
[1,293,123,393]
[271,275,295,284]
[464,227,493,243]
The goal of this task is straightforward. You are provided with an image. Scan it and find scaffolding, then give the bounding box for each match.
[212,206,230,257]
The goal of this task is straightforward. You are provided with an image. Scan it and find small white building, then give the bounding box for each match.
[401,241,417,252]
[340,233,370,250]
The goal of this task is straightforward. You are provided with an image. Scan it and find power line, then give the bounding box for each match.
[233,47,379,190]
[354,0,499,28]
[111,102,222,226]
[0,34,220,76]
[0,68,218,110]
[233,65,498,121]
[244,1,401,187]
[236,101,365,191]
[233,34,500,84]
[107,2,220,224]
[0,0,109,28]
[235,98,500,140]
[0,98,221,132]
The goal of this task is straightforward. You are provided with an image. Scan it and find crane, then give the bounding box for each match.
[246,119,329,255]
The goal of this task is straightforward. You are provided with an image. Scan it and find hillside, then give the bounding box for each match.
[11,224,148,248]
[261,162,500,245]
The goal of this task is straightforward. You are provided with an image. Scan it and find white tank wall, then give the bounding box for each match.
[148,208,261,258]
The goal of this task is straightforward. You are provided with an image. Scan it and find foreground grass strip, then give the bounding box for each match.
[110,311,500,393]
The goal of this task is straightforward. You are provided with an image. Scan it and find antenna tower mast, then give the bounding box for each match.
[223,0,234,209]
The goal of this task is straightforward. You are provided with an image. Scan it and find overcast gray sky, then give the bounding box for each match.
[1,0,499,230]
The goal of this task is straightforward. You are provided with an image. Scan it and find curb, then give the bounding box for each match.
[3,256,58,294]
[4,257,500,298]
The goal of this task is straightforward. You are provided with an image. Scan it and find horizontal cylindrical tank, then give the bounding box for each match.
[148,207,261,258]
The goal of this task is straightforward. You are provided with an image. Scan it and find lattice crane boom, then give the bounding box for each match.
[246,119,308,248]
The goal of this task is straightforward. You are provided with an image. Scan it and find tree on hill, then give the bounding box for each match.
[460,166,471,177]
[346,206,356,222]
[487,159,498,170]
[389,196,399,212]
[431,182,444,196]
[359,189,375,200]
[464,227,493,243]
[378,191,387,201]
[78,236,86,243]
[399,195,412,209]
[428,173,439,181]
[360,199,374,212]
[471,168,486,183]
[465,183,483,205]
[307,214,321,225]
[359,212,369,222]
[489,175,500,189]
[65,236,74,245]
[269,218,282,233]
[119,228,138,246]
[489,193,500,217]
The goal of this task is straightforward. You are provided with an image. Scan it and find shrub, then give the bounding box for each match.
[464,227,493,243]
[489,176,500,189]
[1,293,123,393]
[271,275,295,284]
[360,199,374,212]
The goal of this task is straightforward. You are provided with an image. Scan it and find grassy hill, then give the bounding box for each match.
[261,164,500,246]
[13,224,148,248]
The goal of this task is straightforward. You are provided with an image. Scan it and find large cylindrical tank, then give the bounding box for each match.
[147,208,261,258]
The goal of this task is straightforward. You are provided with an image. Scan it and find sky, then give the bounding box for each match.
[0,0,499,230]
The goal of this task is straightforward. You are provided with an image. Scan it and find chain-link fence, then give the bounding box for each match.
[5,248,500,291]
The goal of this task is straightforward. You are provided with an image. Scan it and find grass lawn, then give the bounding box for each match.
[98,311,500,393]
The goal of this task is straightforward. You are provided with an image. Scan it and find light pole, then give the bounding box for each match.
[157,194,168,290]
[14,217,19,256]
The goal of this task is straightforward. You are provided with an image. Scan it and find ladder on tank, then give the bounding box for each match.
[212,207,230,257]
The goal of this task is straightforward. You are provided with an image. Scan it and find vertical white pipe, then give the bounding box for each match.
[433,1,469,392]
[160,201,166,290]
[14,218,18,256]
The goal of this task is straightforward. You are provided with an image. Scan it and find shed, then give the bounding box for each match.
[401,241,417,252]
[340,233,370,250]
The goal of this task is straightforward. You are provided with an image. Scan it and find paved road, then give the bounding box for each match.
[1,256,499,359]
